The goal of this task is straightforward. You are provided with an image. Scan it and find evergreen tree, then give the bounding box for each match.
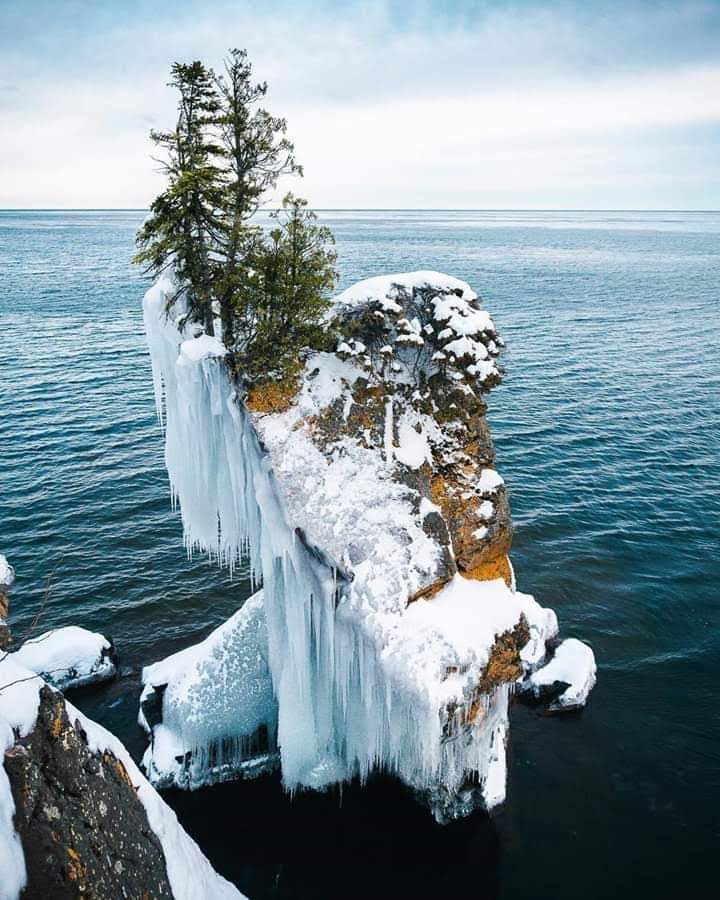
[236,193,337,380]
[137,51,337,386]
[214,49,301,347]
[135,61,223,334]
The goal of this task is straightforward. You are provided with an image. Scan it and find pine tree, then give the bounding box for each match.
[137,51,337,386]
[237,193,337,380]
[214,49,301,347]
[135,61,224,334]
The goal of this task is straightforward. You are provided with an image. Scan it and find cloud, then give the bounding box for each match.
[1,0,718,207]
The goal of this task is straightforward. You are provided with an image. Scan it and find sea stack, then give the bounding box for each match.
[143,271,596,821]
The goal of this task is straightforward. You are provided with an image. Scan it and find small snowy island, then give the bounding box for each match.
[142,269,596,820]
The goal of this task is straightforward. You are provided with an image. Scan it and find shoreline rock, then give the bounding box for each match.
[0,559,245,900]
[6,686,174,899]
[0,555,15,650]
[139,590,278,790]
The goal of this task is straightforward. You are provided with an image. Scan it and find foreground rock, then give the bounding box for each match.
[144,270,596,821]
[0,657,244,900]
[6,686,173,899]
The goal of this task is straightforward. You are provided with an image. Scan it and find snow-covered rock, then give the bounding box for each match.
[0,555,14,651]
[143,270,595,821]
[0,556,14,589]
[0,655,244,900]
[525,638,597,712]
[140,590,278,789]
[11,625,117,690]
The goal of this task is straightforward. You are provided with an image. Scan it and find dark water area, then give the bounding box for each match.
[1,209,719,898]
[165,774,500,900]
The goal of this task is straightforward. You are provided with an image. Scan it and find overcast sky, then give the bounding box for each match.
[1,0,719,209]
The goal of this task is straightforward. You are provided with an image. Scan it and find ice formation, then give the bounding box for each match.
[11,626,116,690]
[143,270,595,820]
[0,655,244,900]
[140,590,278,788]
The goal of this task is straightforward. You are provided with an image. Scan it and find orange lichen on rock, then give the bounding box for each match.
[103,752,134,789]
[479,621,528,691]
[66,846,88,889]
[445,618,529,734]
[51,713,64,739]
[431,466,513,575]
[464,554,513,588]
[246,375,300,415]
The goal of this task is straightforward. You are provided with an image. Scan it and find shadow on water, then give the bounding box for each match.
[163,773,500,900]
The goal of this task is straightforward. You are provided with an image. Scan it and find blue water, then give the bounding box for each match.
[2,209,719,898]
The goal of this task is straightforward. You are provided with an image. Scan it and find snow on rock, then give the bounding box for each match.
[526,638,597,711]
[0,720,26,900]
[0,655,244,900]
[330,271,501,393]
[332,271,478,317]
[0,555,14,651]
[0,658,37,900]
[140,590,277,789]
[0,557,14,589]
[396,575,558,705]
[11,626,117,691]
[477,468,504,493]
[143,271,595,821]
[180,333,227,364]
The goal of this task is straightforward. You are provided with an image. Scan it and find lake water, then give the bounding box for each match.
[1,209,718,898]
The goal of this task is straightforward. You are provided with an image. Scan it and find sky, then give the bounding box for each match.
[1,0,719,209]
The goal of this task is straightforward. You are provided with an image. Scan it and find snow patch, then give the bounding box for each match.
[11,626,116,691]
[0,557,14,589]
[394,414,432,469]
[332,271,477,317]
[0,723,26,900]
[180,334,227,364]
[477,500,495,520]
[477,468,504,493]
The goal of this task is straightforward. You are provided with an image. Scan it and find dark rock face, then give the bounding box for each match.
[4,687,173,900]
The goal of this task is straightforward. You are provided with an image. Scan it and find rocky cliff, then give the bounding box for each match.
[142,270,596,822]
[5,686,174,899]
[0,561,244,900]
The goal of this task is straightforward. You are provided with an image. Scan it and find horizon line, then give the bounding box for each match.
[1,207,719,214]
